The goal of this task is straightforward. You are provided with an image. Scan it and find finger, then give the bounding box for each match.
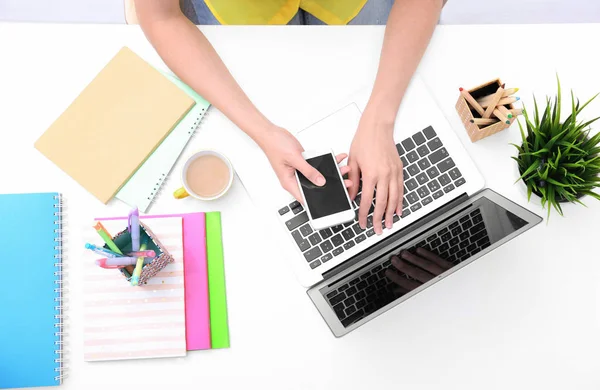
[385,178,398,230]
[344,179,353,188]
[339,165,351,176]
[293,157,326,187]
[416,247,453,271]
[335,153,348,164]
[400,250,444,277]
[282,178,304,205]
[373,181,388,235]
[396,171,405,216]
[348,159,361,200]
[358,179,375,229]
[392,254,435,283]
[385,262,421,291]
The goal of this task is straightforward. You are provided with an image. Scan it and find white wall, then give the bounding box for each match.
[441,0,600,24]
[1,0,599,24]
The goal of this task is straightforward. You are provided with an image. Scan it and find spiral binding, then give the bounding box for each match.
[146,107,211,208]
[53,194,68,383]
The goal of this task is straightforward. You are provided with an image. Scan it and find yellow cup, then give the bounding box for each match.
[174,150,234,201]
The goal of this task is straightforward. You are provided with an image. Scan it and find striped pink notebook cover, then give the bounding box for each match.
[99,213,211,351]
[83,217,186,361]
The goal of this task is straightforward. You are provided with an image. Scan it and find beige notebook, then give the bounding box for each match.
[35,47,195,204]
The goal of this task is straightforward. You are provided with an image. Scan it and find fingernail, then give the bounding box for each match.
[386,222,392,229]
[316,176,326,186]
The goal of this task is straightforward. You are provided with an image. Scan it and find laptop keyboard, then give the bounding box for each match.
[278,126,468,270]
[325,208,491,328]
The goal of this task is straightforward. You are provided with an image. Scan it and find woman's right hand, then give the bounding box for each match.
[258,125,352,203]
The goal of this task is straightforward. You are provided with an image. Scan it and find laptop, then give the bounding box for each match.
[230,76,542,336]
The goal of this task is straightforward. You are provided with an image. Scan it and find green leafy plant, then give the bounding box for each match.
[512,76,600,219]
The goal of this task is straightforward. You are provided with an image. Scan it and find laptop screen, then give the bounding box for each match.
[321,194,532,329]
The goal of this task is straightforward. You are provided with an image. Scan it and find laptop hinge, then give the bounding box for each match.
[322,192,470,281]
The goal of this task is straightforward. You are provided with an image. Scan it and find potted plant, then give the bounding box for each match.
[512,77,600,218]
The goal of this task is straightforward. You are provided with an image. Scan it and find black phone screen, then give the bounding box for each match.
[298,154,352,219]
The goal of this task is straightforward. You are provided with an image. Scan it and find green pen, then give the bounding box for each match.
[131,236,148,286]
[93,222,123,255]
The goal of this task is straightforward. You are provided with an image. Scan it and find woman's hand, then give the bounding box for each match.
[348,113,404,234]
[258,126,352,202]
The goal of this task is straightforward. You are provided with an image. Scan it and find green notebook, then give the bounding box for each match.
[206,212,230,348]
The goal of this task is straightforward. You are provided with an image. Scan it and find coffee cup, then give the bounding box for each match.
[173,150,234,200]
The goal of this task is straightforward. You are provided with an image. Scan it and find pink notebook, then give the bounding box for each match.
[99,212,211,350]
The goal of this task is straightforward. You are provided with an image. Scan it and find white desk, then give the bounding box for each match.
[1,23,599,390]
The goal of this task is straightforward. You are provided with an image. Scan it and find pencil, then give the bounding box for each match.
[470,118,498,126]
[459,87,485,117]
[480,96,520,108]
[497,105,513,119]
[493,109,511,124]
[510,108,523,116]
[478,88,519,104]
[483,86,505,119]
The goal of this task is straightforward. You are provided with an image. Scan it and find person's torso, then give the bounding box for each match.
[204,0,368,25]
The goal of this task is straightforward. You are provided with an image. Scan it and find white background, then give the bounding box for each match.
[1,0,600,24]
[0,23,599,389]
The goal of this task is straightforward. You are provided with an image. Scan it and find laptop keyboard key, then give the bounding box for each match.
[407,164,420,176]
[438,157,456,173]
[304,247,323,262]
[444,184,455,193]
[331,234,344,247]
[427,137,443,151]
[344,241,356,250]
[401,209,411,218]
[344,296,356,306]
[330,292,346,306]
[422,196,433,206]
[292,206,303,214]
[308,233,322,246]
[341,309,365,327]
[333,247,344,256]
[401,137,416,151]
[423,126,437,139]
[279,206,290,215]
[416,186,430,198]
[319,228,333,239]
[401,156,409,166]
[292,230,311,252]
[355,234,367,244]
[366,228,376,237]
[342,228,355,241]
[455,177,466,187]
[438,173,451,186]
[472,213,483,224]
[427,179,441,192]
[289,200,301,209]
[393,214,400,223]
[429,147,449,164]
[418,158,431,170]
[417,145,429,157]
[470,222,485,235]
[321,253,333,263]
[426,166,440,179]
[352,224,365,235]
[320,240,333,253]
[448,168,462,180]
[286,212,309,231]
[309,260,321,269]
[299,224,313,237]
[416,173,428,185]
[406,179,418,191]
[406,192,420,204]
[432,190,444,199]
[412,132,426,145]
[396,143,405,156]
[410,203,422,212]
[407,151,419,163]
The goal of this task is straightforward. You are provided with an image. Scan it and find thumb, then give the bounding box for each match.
[293,157,326,187]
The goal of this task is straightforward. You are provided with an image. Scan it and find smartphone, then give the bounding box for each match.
[295,150,355,230]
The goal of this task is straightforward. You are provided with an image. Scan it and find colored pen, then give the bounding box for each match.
[130,238,148,286]
[96,257,153,268]
[125,250,156,258]
[128,208,140,252]
[478,88,519,104]
[459,87,485,117]
[479,96,520,108]
[482,86,505,119]
[85,243,124,258]
[93,222,123,255]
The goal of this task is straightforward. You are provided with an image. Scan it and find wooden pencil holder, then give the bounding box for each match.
[456,78,516,142]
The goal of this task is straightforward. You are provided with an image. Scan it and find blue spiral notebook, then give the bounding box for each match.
[0,193,65,389]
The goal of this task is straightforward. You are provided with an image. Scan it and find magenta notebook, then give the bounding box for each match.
[98,212,211,350]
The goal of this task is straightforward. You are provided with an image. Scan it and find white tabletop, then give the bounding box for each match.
[1,23,599,390]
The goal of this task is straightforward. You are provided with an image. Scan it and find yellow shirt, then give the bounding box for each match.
[204,0,369,25]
